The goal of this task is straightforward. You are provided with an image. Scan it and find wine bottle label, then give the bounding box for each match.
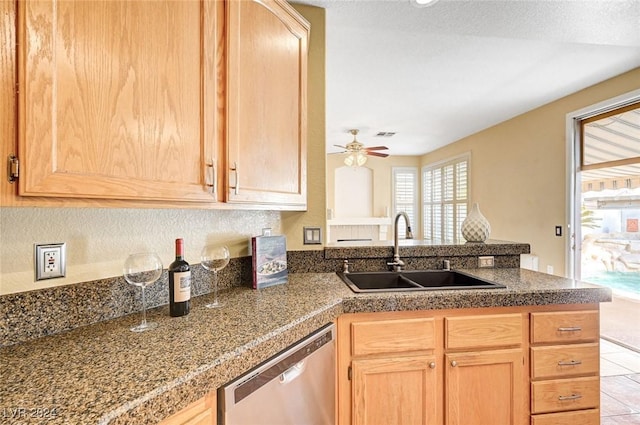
[173,271,191,302]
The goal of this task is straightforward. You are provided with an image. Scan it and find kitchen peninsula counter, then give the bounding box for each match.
[0,269,611,424]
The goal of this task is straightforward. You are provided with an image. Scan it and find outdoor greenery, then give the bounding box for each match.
[581,205,602,229]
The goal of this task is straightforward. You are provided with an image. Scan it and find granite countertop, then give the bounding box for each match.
[0,269,611,424]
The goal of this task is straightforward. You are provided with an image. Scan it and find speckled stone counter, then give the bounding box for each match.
[323,238,530,259]
[0,269,611,424]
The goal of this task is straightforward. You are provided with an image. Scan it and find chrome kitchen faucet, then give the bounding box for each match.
[387,212,413,271]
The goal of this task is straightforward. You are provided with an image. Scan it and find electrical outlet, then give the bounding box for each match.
[35,243,66,280]
[478,256,494,268]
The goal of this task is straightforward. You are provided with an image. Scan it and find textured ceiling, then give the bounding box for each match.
[294,0,640,156]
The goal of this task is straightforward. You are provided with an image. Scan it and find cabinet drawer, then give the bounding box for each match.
[531,311,599,344]
[531,376,599,414]
[531,343,599,379]
[351,318,435,356]
[531,408,599,425]
[445,314,522,350]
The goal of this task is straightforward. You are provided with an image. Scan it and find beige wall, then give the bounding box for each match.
[0,4,326,295]
[421,67,640,277]
[326,154,421,218]
[282,4,326,251]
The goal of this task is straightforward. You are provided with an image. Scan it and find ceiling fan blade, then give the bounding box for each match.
[364,146,388,151]
[333,144,348,149]
[367,151,389,158]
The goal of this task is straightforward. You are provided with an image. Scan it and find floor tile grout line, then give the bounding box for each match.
[600,339,640,420]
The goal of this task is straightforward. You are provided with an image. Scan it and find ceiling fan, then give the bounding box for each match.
[333,129,389,166]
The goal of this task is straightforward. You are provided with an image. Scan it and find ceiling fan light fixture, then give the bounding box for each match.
[344,152,367,167]
[336,128,387,166]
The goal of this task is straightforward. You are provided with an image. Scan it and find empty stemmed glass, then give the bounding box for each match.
[123,252,163,332]
[201,245,230,308]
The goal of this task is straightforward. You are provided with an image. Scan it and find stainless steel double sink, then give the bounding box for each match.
[338,270,506,293]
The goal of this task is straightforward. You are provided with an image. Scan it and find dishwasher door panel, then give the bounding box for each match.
[220,324,335,425]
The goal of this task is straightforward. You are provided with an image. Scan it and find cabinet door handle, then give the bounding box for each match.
[231,162,239,195]
[558,359,582,366]
[450,361,458,367]
[558,393,582,401]
[205,160,217,197]
[429,362,436,369]
[558,326,582,332]
[211,160,217,197]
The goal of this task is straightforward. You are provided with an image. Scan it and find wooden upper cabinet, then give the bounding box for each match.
[226,0,308,208]
[17,0,222,203]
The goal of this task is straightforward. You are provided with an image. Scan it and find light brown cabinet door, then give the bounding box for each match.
[17,0,220,202]
[226,0,308,208]
[159,391,216,425]
[445,349,526,425]
[352,356,439,425]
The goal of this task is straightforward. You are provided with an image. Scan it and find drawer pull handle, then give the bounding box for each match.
[558,359,582,366]
[429,362,436,369]
[451,361,458,367]
[558,393,582,401]
[558,326,582,332]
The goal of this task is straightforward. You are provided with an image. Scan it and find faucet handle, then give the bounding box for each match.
[343,259,351,273]
[387,259,405,272]
[443,259,451,271]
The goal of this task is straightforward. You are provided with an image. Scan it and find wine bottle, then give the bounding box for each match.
[169,238,191,317]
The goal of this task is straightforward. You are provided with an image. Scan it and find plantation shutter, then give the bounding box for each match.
[423,155,469,243]
[393,168,418,238]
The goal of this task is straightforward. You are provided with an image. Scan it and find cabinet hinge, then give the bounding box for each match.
[7,155,19,183]
[347,366,352,381]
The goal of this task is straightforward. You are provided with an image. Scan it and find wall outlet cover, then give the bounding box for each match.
[35,243,66,281]
[303,227,322,245]
[478,256,495,268]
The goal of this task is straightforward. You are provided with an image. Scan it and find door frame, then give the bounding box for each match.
[565,88,640,279]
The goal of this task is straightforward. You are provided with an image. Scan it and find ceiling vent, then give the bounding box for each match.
[375,132,396,137]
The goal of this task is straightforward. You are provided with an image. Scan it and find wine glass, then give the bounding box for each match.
[201,245,230,308]
[124,253,163,332]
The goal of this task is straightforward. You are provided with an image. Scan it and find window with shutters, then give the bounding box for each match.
[392,167,418,238]
[423,154,469,243]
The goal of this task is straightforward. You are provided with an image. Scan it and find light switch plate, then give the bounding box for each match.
[303,227,322,245]
[35,243,66,280]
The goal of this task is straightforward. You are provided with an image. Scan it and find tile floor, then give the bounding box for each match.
[600,338,640,424]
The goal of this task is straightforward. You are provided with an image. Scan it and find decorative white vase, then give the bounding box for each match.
[461,203,491,242]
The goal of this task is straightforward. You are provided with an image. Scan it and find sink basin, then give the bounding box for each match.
[338,270,505,293]
[338,272,421,291]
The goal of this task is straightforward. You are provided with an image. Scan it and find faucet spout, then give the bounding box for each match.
[388,212,413,271]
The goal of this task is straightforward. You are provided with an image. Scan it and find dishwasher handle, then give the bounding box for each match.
[279,360,306,384]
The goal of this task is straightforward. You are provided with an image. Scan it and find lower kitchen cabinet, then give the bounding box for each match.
[352,355,438,425]
[529,310,601,424]
[337,305,600,425]
[159,391,216,425]
[445,349,524,425]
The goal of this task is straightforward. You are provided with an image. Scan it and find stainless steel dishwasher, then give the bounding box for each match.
[218,323,336,425]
